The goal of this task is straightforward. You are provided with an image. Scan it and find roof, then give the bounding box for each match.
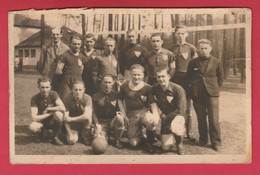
[15,26,82,48]
[14,14,48,29]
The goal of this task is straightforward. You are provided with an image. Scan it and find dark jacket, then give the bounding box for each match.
[186,55,224,97]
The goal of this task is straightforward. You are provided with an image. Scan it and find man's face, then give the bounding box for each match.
[85,37,95,51]
[72,83,85,100]
[175,29,188,43]
[101,76,114,93]
[70,38,82,53]
[38,81,51,98]
[127,32,137,44]
[198,43,212,57]
[104,40,115,54]
[156,70,170,87]
[130,68,144,85]
[151,36,163,50]
[52,29,62,43]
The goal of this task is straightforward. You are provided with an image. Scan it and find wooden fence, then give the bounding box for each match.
[61,10,248,82]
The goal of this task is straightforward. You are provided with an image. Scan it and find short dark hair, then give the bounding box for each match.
[155,67,170,75]
[127,29,137,36]
[175,25,188,32]
[84,33,95,41]
[130,64,145,73]
[150,33,162,40]
[37,76,51,86]
[72,79,85,88]
[70,34,82,43]
[198,39,212,47]
[102,73,116,80]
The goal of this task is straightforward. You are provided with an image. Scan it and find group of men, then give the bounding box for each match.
[30,24,224,155]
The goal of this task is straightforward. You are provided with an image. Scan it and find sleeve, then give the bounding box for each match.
[59,53,66,63]
[63,96,70,111]
[190,45,198,59]
[148,85,156,104]
[169,51,176,62]
[30,96,37,107]
[118,83,126,100]
[92,96,99,124]
[84,95,93,107]
[37,46,46,72]
[166,87,187,121]
[217,59,224,88]
[51,91,60,102]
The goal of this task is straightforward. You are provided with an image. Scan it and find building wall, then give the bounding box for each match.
[15,47,41,66]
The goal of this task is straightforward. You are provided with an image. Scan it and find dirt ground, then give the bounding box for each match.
[13,69,247,155]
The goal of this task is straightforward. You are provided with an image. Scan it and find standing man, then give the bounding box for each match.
[150,68,186,155]
[38,27,69,92]
[56,35,86,101]
[96,38,120,88]
[186,39,224,151]
[92,74,128,148]
[145,33,175,85]
[63,80,93,145]
[118,64,158,148]
[119,29,147,80]
[172,25,198,142]
[82,34,100,97]
[29,76,65,145]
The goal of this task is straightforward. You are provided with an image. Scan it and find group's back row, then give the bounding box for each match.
[38,25,198,100]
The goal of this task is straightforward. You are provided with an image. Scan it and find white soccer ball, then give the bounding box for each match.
[170,115,186,136]
[143,112,160,131]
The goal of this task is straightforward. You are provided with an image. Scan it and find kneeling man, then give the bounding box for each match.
[151,68,186,154]
[29,76,65,145]
[118,64,158,148]
[63,80,93,145]
[92,74,128,148]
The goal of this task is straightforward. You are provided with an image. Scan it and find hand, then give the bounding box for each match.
[64,115,73,123]
[43,108,49,114]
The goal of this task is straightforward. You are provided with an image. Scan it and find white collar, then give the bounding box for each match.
[129,80,144,91]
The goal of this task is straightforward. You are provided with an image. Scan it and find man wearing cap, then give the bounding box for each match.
[92,74,128,148]
[150,67,186,155]
[56,35,86,101]
[63,80,93,145]
[29,76,66,145]
[38,27,70,92]
[171,25,198,142]
[186,39,224,151]
[145,33,175,85]
[119,29,147,80]
[82,34,100,97]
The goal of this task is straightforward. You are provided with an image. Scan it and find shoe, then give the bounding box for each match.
[147,143,156,154]
[199,140,208,147]
[212,145,222,152]
[115,140,123,149]
[187,136,197,142]
[176,144,184,155]
[53,137,64,146]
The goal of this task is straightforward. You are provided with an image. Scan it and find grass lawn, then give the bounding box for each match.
[13,70,247,155]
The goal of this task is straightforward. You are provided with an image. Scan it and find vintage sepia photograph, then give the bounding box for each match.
[8,8,251,164]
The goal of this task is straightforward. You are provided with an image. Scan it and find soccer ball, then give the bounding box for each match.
[170,115,186,136]
[92,137,108,154]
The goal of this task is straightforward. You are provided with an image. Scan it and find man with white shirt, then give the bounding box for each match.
[82,34,100,97]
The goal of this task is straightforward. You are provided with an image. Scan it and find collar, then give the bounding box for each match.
[199,54,211,61]
[176,41,188,46]
[85,48,95,56]
[159,82,173,93]
[104,51,113,57]
[52,41,61,48]
[129,80,145,91]
[153,48,163,54]
[69,50,80,56]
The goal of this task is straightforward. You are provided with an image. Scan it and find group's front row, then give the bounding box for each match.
[30,65,192,155]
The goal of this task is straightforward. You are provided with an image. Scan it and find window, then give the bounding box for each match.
[18,50,23,57]
[31,49,36,58]
[25,49,29,57]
